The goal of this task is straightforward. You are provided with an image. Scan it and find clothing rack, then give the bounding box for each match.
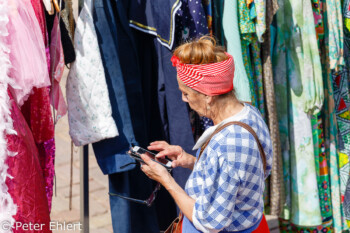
[77,1,89,232]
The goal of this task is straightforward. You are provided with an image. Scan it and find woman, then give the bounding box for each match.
[140,36,273,233]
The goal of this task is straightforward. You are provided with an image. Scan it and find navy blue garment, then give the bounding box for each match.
[155,41,196,189]
[108,168,159,233]
[129,0,182,49]
[175,0,209,43]
[127,0,208,190]
[93,0,136,175]
[132,28,178,231]
[200,116,214,131]
[93,0,159,232]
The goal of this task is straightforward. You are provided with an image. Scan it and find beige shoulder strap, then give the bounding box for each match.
[199,121,267,172]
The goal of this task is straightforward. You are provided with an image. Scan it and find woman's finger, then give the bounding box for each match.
[156,149,170,158]
[141,153,150,163]
[150,141,168,146]
[148,141,169,151]
[171,160,178,168]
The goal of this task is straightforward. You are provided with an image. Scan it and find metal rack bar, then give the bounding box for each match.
[78,1,89,232]
[80,145,89,233]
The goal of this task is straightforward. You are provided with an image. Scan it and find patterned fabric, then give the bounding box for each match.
[279,217,333,232]
[254,0,266,42]
[312,115,333,222]
[250,37,265,120]
[222,0,252,102]
[260,0,284,217]
[312,0,325,45]
[6,90,52,232]
[49,15,67,122]
[326,0,344,70]
[200,116,213,131]
[273,0,324,226]
[332,68,350,228]
[174,0,208,43]
[280,114,337,232]
[0,1,17,225]
[311,5,335,233]
[343,0,350,226]
[186,104,273,232]
[344,0,350,67]
[171,54,234,96]
[25,0,56,211]
[66,0,118,146]
[321,9,344,230]
[344,177,350,221]
[202,0,212,35]
[238,0,255,40]
[241,41,256,106]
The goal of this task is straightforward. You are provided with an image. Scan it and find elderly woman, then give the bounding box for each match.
[140,37,273,233]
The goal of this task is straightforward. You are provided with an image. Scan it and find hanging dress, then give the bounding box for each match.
[20,0,56,211]
[6,90,52,233]
[66,0,118,146]
[7,0,51,106]
[273,0,324,227]
[0,0,17,226]
[222,0,252,103]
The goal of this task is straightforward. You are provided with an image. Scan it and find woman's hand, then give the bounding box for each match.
[141,153,196,223]
[148,141,196,170]
[140,153,172,185]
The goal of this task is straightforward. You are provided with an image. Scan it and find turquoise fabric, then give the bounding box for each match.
[222,0,252,102]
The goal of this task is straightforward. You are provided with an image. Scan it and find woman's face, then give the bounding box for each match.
[178,78,207,116]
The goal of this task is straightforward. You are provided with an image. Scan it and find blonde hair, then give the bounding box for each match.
[173,36,228,65]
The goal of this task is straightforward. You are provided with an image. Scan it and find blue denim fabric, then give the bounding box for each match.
[93,0,160,232]
[108,169,159,233]
[92,0,137,175]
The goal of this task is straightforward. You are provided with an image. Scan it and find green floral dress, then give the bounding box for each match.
[273,0,324,227]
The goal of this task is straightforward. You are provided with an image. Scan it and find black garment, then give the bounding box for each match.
[45,2,76,65]
[108,169,160,233]
[132,28,178,231]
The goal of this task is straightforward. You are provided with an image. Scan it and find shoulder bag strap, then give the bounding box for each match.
[199,121,267,173]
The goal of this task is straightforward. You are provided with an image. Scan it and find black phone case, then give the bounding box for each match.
[128,148,172,171]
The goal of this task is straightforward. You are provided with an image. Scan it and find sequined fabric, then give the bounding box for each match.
[6,90,52,233]
[261,0,283,217]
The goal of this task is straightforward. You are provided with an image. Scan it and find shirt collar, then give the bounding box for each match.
[193,104,249,150]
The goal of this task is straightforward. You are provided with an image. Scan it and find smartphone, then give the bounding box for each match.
[128,146,173,171]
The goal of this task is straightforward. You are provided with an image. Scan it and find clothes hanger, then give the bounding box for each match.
[53,0,61,13]
[43,0,60,15]
[42,0,53,14]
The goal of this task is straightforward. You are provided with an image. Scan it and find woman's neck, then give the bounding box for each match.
[210,99,244,125]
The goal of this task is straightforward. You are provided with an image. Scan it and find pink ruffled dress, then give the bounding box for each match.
[7,0,50,106]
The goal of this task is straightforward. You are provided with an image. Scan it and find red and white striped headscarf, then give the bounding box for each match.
[171,53,235,96]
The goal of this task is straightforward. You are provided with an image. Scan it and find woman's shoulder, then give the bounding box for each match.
[218,104,270,137]
[209,105,272,158]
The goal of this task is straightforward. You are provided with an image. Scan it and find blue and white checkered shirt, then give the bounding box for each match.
[185,104,273,233]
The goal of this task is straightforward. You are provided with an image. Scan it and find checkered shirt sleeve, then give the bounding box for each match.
[185,106,272,233]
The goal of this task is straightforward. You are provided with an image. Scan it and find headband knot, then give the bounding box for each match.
[171,53,235,96]
[171,55,180,67]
